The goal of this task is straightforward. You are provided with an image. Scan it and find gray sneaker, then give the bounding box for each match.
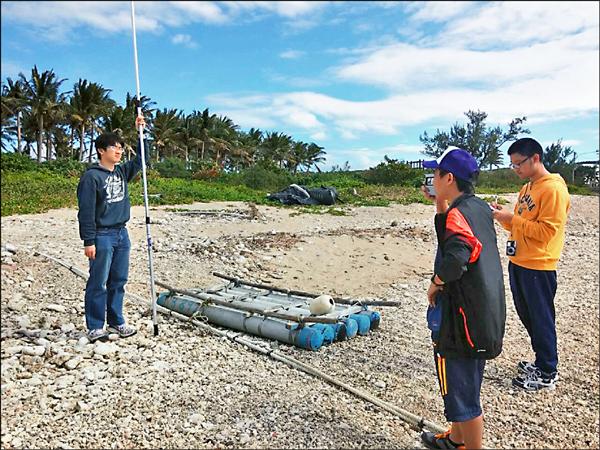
[107,324,137,338]
[87,328,109,343]
[512,369,558,391]
[518,361,559,381]
[518,361,538,374]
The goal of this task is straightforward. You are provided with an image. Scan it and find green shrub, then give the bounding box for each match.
[154,157,191,179]
[192,166,221,181]
[567,184,594,195]
[362,156,424,186]
[236,165,294,191]
[40,158,88,177]
[1,152,38,173]
[477,168,522,192]
[294,171,366,189]
[1,171,78,216]
[129,178,268,206]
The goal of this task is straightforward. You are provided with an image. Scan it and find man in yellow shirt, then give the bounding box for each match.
[492,137,570,391]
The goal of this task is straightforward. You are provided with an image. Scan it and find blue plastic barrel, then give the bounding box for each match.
[158,293,201,316]
[358,310,381,330]
[309,323,336,345]
[295,327,325,351]
[333,318,358,341]
[349,313,371,335]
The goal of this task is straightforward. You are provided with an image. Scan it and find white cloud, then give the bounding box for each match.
[324,144,425,170]
[222,1,326,19]
[0,1,327,39]
[322,147,378,170]
[266,71,324,89]
[382,144,425,155]
[407,1,476,23]
[334,28,598,92]
[253,1,327,19]
[310,131,328,141]
[0,60,27,79]
[169,1,228,24]
[541,139,582,148]
[419,1,599,49]
[192,2,600,140]
[207,57,598,138]
[171,33,197,48]
[279,50,305,59]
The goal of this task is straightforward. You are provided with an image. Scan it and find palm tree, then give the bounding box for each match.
[228,127,262,170]
[19,66,68,162]
[178,112,203,163]
[287,141,308,174]
[209,115,238,165]
[101,93,155,160]
[70,79,114,162]
[0,95,17,152]
[124,92,155,117]
[260,131,292,168]
[197,108,216,161]
[43,102,67,160]
[69,79,92,161]
[303,142,326,173]
[2,78,28,153]
[149,108,182,161]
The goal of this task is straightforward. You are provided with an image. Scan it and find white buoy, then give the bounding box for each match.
[309,295,336,315]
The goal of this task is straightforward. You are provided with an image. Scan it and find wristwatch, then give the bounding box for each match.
[430,274,444,287]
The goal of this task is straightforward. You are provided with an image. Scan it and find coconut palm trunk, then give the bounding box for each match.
[37,115,44,163]
[88,118,95,163]
[70,128,75,159]
[46,133,52,161]
[79,124,86,162]
[17,112,22,154]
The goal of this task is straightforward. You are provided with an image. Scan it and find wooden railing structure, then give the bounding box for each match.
[406,159,425,169]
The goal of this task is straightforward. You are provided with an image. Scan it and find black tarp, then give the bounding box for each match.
[267,184,341,206]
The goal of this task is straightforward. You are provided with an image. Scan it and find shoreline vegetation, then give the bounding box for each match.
[1,152,594,217]
[2,67,596,218]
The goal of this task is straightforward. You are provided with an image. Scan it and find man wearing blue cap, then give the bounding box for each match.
[419,147,506,450]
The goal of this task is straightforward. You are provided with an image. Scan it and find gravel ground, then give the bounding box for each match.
[1,194,598,449]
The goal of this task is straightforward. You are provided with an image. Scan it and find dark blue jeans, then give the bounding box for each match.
[509,262,558,373]
[85,227,131,330]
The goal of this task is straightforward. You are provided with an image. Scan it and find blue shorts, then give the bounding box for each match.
[434,350,485,422]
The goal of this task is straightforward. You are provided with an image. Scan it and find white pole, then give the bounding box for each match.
[130,0,158,336]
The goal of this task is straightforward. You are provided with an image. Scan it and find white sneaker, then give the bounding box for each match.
[517,361,559,381]
[107,324,137,338]
[87,328,109,343]
[513,369,558,391]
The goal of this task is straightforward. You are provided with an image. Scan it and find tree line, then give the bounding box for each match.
[0,66,326,173]
[1,65,590,178]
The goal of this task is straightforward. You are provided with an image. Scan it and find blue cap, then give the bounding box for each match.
[422,147,479,182]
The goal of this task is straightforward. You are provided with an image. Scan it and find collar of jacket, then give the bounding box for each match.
[447,193,474,212]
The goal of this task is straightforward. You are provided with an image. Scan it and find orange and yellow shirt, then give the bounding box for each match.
[502,174,570,271]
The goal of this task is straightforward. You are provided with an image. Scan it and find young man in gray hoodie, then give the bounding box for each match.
[77,116,149,342]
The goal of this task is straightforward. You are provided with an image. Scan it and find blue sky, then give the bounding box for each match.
[2,1,599,169]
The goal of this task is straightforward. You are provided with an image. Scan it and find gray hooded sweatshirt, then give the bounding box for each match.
[77,142,149,246]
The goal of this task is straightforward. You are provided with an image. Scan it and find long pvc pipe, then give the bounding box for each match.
[212,272,402,307]
[34,251,448,437]
[221,285,368,317]
[157,293,326,350]
[130,1,158,336]
[155,280,339,324]
[210,288,366,321]
[213,287,371,335]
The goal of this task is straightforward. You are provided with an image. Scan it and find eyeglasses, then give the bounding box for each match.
[510,155,532,169]
[107,145,123,152]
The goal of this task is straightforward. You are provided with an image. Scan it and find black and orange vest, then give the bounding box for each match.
[434,194,506,360]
